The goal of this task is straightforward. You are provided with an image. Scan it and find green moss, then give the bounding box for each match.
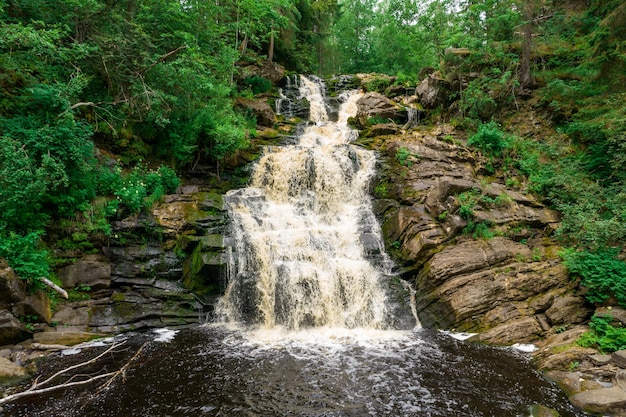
[111,292,126,302]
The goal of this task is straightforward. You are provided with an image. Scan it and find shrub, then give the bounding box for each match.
[468,121,508,157]
[562,248,626,306]
[243,76,272,95]
[0,229,50,287]
[578,315,626,353]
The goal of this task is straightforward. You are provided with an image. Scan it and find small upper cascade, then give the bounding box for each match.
[298,75,329,123]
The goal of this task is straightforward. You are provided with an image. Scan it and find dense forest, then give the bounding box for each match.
[1,0,625,326]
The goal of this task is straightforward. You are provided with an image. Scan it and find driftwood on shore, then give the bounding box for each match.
[0,340,145,405]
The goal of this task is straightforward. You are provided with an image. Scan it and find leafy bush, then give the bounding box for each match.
[99,165,181,214]
[395,147,418,167]
[0,230,50,287]
[578,315,626,353]
[562,248,626,306]
[244,76,272,95]
[468,121,508,157]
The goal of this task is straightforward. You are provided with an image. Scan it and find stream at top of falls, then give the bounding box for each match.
[1,76,588,417]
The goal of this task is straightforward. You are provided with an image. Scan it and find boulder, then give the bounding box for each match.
[528,404,561,417]
[424,177,479,218]
[415,74,450,109]
[57,254,111,290]
[12,290,52,323]
[51,305,91,327]
[356,92,404,127]
[571,386,626,416]
[0,357,28,383]
[534,327,597,371]
[33,330,105,346]
[382,207,447,267]
[612,350,626,368]
[240,60,285,84]
[0,259,26,305]
[545,296,592,326]
[0,311,30,345]
[235,97,276,127]
[472,316,543,345]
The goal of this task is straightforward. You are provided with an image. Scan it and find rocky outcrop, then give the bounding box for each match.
[239,59,285,84]
[415,74,451,109]
[0,356,28,384]
[235,97,276,127]
[0,260,53,343]
[57,254,111,290]
[355,92,406,127]
[370,125,589,346]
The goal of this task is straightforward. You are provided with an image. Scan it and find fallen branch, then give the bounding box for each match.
[0,340,131,405]
[39,277,68,299]
[31,343,73,351]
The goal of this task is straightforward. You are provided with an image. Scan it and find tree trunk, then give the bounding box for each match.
[268,27,275,62]
[519,1,536,91]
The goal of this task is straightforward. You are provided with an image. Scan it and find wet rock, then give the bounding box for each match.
[0,310,30,345]
[528,404,560,417]
[0,357,28,382]
[356,92,404,127]
[235,97,276,127]
[105,245,181,281]
[415,74,451,109]
[545,296,592,326]
[571,386,626,416]
[0,259,26,305]
[57,254,111,290]
[33,330,104,346]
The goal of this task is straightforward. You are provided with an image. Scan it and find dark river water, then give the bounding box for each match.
[2,325,587,417]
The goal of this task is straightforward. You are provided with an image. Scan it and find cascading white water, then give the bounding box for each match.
[218,75,396,330]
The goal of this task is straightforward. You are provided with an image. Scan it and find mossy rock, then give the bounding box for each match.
[182,244,227,296]
[33,331,106,346]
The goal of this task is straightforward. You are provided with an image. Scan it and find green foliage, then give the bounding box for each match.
[578,314,626,353]
[364,76,391,93]
[562,248,626,306]
[243,76,272,95]
[374,182,389,199]
[463,220,495,240]
[461,69,517,122]
[98,164,181,214]
[468,122,508,157]
[367,116,390,125]
[0,230,50,286]
[395,147,418,167]
[458,188,481,220]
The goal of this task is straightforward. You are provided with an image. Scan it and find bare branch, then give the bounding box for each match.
[0,372,117,405]
[39,277,69,299]
[137,45,188,75]
[0,340,138,406]
[32,340,126,389]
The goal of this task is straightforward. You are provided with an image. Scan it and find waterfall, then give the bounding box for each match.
[218,75,399,330]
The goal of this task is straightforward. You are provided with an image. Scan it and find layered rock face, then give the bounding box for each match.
[367,125,591,345]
